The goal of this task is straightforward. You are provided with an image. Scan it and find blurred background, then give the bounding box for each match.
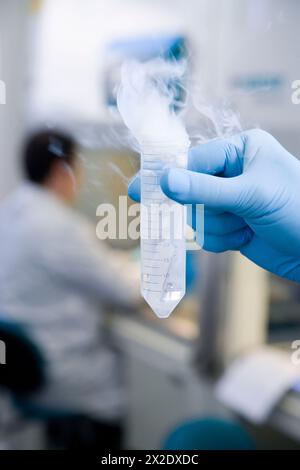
[0,0,300,450]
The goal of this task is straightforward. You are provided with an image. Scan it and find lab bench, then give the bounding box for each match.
[271,391,300,443]
[110,312,226,449]
[110,312,300,449]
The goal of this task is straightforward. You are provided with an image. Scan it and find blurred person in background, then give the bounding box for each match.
[0,130,140,449]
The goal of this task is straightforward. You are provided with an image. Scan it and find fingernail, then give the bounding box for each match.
[128,174,140,202]
[162,168,190,197]
[128,174,137,188]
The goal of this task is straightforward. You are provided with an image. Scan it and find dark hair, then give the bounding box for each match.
[23,130,77,184]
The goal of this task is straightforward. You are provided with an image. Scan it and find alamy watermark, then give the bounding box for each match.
[0,79,6,105]
[95,196,204,250]
[291,340,300,366]
[0,340,6,365]
[291,80,300,104]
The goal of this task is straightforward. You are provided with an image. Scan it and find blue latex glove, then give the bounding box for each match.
[128,129,300,282]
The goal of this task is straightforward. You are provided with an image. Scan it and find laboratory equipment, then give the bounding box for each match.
[140,142,189,318]
[105,35,187,108]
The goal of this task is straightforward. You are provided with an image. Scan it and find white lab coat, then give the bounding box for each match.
[0,183,139,421]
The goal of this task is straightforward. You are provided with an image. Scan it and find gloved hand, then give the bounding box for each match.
[128,129,300,282]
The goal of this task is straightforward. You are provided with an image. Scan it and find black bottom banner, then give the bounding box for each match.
[0,450,298,466]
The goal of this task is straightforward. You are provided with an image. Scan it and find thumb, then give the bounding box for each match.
[161,168,244,211]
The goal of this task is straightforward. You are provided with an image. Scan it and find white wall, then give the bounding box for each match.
[0,1,29,199]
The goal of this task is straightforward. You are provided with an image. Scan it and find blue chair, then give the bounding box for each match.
[0,318,45,397]
[164,417,256,450]
[0,318,80,447]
